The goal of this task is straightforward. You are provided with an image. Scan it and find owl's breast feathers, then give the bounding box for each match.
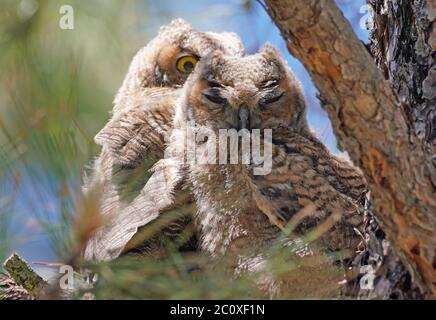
[189,130,367,255]
[190,162,280,256]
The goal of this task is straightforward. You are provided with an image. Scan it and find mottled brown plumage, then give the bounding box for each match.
[252,130,366,252]
[166,46,366,258]
[83,19,244,261]
[96,87,179,167]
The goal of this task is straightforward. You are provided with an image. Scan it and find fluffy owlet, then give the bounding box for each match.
[82,19,244,261]
[163,46,367,292]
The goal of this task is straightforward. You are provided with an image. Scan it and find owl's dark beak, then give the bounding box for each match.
[238,106,250,130]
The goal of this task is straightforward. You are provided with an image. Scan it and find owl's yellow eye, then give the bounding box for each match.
[176,55,199,74]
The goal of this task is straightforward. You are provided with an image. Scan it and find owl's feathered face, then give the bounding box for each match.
[181,46,308,133]
[114,19,245,113]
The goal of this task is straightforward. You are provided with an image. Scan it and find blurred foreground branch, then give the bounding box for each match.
[0,253,47,300]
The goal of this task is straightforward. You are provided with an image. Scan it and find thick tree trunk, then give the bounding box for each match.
[363,0,435,299]
[263,0,436,298]
[368,0,435,165]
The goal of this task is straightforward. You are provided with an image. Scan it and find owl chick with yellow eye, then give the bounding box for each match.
[96,19,244,167]
[83,19,245,262]
[161,46,367,294]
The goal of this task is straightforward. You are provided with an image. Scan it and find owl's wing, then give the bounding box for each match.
[272,132,368,203]
[121,182,196,256]
[83,157,191,261]
[95,88,180,168]
[83,88,191,261]
[252,131,367,251]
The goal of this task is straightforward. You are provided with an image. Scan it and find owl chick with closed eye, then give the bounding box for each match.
[82,19,245,261]
[164,46,367,293]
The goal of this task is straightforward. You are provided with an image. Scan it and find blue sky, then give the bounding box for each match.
[8,0,370,276]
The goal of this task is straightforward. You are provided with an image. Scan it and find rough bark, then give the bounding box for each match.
[362,0,435,299]
[263,0,436,298]
[368,0,436,169]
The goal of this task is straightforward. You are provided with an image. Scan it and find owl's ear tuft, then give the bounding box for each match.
[159,18,192,36]
[259,43,281,60]
[259,44,288,74]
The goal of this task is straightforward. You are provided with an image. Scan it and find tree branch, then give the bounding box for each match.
[264,0,436,297]
[0,253,47,300]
